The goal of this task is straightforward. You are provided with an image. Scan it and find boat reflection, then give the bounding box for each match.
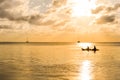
[78,60,93,80]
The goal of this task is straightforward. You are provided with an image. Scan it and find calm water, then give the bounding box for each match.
[0,42,120,80]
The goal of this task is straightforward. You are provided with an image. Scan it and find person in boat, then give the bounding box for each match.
[82,46,89,51]
[93,45,96,51]
[87,46,89,51]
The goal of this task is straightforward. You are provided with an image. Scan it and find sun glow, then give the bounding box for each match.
[68,0,97,17]
[78,43,92,49]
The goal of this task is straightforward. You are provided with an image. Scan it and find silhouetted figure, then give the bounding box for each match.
[87,46,89,51]
[93,45,96,50]
[93,45,97,53]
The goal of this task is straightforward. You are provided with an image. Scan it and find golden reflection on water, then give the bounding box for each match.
[79,60,92,80]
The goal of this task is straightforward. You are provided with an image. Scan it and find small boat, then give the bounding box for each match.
[26,37,29,43]
[81,45,99,52]
[91,48,99,51]
[81,48,99,51]
[81,48,90,51]
[26,40,29,43]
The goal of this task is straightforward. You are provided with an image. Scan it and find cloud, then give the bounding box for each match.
[0,0,72,35]
[28,0,71,28]
[0,0,21,9]
[106,3,120,13]
[95,15,115,24]
[91,6,105,14]
[92,3,120,24]
[92,3,120,14]
[0,0,70,27]
[0,0,22,19]
[52,0,67,7]
[0,0,38,21]
[0,25,12,29]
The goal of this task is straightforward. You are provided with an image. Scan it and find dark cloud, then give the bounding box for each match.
[8,15,41,22]
[96,15,115,24]
[0,0,21,21]
[0,8,10,18]
[0,0,5,3]
[92,3,120,24]
[0,0,20,9]
[0,25,12,29]
[92,3,120,14]
[0,0,42,25]
[91,6,105,14]
[106,3,120,12]
[52,0,67,7]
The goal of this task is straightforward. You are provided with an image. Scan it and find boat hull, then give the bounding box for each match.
[81,48,99,51]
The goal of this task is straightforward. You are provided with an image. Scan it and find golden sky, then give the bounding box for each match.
[0,0,120,42]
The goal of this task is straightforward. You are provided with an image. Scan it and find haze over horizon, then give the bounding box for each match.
[0,0,120,42]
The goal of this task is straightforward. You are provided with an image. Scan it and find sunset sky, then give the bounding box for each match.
[0,0,120,42]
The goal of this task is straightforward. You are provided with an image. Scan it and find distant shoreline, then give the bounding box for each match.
[0,42,120,44]
[0,42,120,46]
[0,42,75,45]
[0,41,119,43]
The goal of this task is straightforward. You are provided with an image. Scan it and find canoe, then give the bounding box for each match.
[81,48,99,51]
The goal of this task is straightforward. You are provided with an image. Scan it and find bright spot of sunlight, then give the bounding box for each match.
[78,60,92,80]
[68,0,97,17]
[78,43,93,49]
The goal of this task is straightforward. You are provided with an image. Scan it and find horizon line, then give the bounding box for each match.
[0,41,120,43]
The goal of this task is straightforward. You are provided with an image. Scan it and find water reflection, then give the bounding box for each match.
[77,43,93,49]
[79,60,92,80]
[0,43,120,80]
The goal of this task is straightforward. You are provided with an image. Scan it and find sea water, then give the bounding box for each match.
[0,42,120,80]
